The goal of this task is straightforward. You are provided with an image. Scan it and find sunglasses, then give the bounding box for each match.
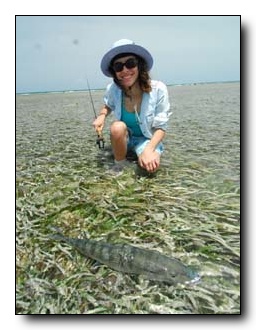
[112,58,138,73]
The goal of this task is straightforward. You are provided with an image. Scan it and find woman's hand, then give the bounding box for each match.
[92,114,106,134]
[138,148,160,173]
[138,129,165,172]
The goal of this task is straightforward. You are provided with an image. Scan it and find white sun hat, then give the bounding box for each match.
[100,39,153,77]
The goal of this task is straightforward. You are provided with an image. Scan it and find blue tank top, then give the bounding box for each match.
[121,97,143,137]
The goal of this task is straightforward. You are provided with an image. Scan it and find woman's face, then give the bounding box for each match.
[112,55,139,89]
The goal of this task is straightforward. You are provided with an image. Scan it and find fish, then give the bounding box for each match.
[51,230,200,285]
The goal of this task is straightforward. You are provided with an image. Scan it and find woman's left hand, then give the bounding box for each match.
[138,149,160,173]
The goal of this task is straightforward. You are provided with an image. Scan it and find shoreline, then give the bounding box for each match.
[16,80,240,96]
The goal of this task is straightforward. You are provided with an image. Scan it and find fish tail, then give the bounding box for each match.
[50,233,66,241]
[48,226,70,243]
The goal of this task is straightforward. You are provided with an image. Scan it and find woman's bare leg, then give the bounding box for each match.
[110,121,128,161]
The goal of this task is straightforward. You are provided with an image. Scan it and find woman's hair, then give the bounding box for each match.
[109,54,152,93]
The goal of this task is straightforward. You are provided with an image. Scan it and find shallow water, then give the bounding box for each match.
[16,82,240,314]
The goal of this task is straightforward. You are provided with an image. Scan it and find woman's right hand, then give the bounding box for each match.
[92,114,106,134]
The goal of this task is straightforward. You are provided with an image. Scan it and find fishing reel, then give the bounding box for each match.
[96,133,105,149]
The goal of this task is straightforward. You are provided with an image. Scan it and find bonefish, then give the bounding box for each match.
[51,231,200,285]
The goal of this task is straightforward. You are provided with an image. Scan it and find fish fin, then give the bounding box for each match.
[80,231,89,240]
[137,253,169,274]
[105,232,119,243]
[140,264,168,275]
[48,227,69,242]
[91,260,103,269]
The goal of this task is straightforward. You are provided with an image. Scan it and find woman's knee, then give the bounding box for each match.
[110,121,127,138]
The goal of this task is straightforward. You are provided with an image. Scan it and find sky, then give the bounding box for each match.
[16,15,240,93]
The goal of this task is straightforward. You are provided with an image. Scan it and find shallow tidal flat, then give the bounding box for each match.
[16,82,240,314]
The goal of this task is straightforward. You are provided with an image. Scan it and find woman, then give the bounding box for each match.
[93,39,171,174]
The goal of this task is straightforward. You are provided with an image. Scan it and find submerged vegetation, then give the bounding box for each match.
[16,83,240,314]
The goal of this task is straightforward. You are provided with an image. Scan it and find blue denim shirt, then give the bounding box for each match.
[103,80,171,139]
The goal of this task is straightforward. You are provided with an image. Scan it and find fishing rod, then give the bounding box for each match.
[86,79,105,149]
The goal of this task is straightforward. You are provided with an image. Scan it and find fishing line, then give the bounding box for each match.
[87,78,97,119]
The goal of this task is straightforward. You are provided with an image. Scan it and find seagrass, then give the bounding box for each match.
[16,82,240,314]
